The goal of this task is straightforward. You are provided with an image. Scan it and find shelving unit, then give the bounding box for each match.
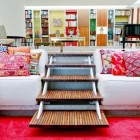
[23,9,50,47]
[33,10,41,45]
[108,10,114,46]
[90,9,97,46]
[114,9,131,46]
[65,10,78,46]
[23,8,132,47]
[22,10,33,46]
[41,10,49,42]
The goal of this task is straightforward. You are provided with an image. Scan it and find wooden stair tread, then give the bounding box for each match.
[37,90,103,101]
[29,111,109,128]
[48,52,93,57]
[46,64,95,68]
[42,75,98,82]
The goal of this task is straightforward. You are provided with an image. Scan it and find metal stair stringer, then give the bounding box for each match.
[88,56,102,120]
[37,56,53,119]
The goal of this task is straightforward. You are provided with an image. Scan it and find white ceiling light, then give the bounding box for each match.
[134,0,140,4]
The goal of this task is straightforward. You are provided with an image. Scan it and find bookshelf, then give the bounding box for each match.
[65,10,78,46]
[114,9,131,46]
[33,10,41,45]
[22,10,33,46]
[41,10,49,42]
[90,9,97,46]
[108,10,114,46]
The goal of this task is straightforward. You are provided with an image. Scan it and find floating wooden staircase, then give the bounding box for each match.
[29,53,109,128]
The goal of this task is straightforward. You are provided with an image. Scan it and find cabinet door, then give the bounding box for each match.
[97,34,107,46]
[97,9,107,26]
[97,9,107,46]
[78,9,89,46]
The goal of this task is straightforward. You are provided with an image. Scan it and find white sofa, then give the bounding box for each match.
[94,48,140,106]
[0,49,48,105]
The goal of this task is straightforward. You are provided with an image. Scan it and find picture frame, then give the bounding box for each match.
[53,18,62,27]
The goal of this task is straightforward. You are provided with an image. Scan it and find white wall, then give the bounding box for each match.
[0,0,25,37]
[25,0,136,6]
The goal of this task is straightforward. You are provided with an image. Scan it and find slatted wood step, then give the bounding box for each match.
[37,90,103,102]
[42,75,98,82]
[29,111,109,128]
[48,52,93,57]
[46,64,95,68]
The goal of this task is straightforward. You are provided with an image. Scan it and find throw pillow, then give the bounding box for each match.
[30,53,41,75]
[124,51,140,77]
[0,70,30,77]
[112,51,126,76]
[0,54,30,70]
[8,47,30,54]
[100,49,114,74]
[0,46,8,53]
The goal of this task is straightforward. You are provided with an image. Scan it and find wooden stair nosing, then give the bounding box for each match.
[45,64,95,68]
[36,90,103,102]
[48,52,93,57]
[41,75,98,82]
[29,111,109,128]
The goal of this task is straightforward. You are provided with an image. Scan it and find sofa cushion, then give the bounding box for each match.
[112,51,126,75]
[124,51,140,77]
[97,73,140,105]
[0,75,41,105]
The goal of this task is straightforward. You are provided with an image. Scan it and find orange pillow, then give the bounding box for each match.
[8,47,30,54]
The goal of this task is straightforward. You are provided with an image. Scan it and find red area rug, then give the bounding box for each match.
[0,116,140,140]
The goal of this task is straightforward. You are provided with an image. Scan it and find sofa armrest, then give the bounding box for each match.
[94,49,103,74]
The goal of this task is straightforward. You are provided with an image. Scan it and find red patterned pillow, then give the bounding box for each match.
[100,49,114,74]
[0,70,30,76]
[124,51,140,77]
[112,51,126,75]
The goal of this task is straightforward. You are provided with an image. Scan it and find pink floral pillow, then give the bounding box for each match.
[100,49,114,74]
[112,51,126,76]
[124,51,140,77]
[0,54,30,70]
[0,70,30,77]
[0,54,30,76]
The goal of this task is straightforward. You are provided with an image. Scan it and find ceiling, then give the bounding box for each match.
[25,0,139,6]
